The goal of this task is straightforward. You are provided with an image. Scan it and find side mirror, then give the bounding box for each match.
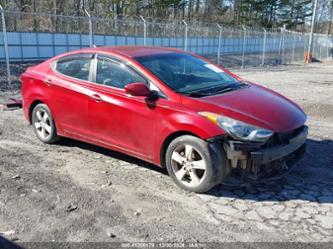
[125,82,151,97]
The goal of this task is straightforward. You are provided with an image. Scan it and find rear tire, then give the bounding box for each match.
[31,103,59,144]
[165,135,226,193]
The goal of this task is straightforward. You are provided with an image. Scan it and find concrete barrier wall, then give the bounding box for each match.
[0,31,304,62]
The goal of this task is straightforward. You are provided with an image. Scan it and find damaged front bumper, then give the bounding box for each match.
[223,125,308,180]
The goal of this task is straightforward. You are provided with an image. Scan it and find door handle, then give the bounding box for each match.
[90,94,103,102]
[43,79,52,86]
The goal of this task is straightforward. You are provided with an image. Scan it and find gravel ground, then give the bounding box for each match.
[0,62,332,243]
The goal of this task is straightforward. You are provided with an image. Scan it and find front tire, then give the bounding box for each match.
[31,103,59,144]
[165,135,226,193]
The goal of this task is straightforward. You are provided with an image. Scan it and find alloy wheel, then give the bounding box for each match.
[170,144,207,188]
[34,109,52,140]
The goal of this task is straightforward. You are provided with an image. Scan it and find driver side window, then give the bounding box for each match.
[96,59,145,89]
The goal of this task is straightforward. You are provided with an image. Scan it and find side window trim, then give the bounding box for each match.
[56,53,94,64]
[97,54,123,65]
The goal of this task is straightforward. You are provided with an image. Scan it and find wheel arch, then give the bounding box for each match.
[160,130,199,168]
[29,99,44,124]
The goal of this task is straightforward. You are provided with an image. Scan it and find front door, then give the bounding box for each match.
[88,55,157,159]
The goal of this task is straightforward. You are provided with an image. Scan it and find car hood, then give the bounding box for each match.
[182,83,306,132]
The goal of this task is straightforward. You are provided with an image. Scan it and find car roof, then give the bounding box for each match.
[80,46,185,58]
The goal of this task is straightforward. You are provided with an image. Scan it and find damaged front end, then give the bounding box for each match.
[221,125,308,181]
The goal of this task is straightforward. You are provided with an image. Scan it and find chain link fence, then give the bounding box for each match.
[1,9,333,88]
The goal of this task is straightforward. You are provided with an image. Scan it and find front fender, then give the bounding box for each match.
[153,111,225,165]
[164,111,225,138]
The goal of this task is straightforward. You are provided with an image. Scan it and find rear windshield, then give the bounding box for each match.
[135,53,238,93]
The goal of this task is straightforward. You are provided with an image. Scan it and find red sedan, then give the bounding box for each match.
[21,46,308,193]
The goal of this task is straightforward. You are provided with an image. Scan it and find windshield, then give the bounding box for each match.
[135,53,240,95]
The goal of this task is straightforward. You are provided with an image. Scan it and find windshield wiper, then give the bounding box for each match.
[213,87,236,94]
[208,82,248,94]
[178,90,211,97]
[177,82,248,97]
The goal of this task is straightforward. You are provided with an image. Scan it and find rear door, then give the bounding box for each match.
[47,53,94,138]
[87,55,158,159]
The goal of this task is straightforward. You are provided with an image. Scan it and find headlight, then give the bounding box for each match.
[198,112,273,142]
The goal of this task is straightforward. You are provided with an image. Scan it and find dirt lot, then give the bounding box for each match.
[0,62,333,243]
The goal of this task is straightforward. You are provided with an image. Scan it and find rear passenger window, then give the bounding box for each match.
[56,58,91,81]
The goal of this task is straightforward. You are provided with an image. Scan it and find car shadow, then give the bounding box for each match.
[57,138,168,175]
[0,236,22,249]
[57,137,333,204]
